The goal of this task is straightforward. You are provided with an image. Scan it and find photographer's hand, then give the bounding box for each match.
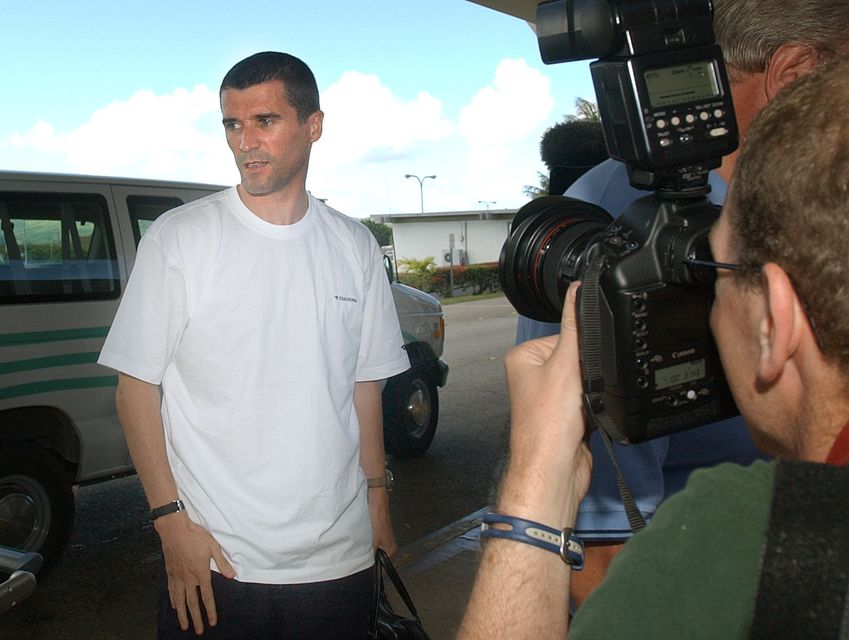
[459,282,592,640]
[500,281,592,525]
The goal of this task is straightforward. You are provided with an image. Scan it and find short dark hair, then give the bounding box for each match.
[220,52,320,123]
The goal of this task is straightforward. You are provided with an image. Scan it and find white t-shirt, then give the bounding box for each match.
[99,188,410,583]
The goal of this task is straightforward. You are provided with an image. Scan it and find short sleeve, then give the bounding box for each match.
[97,234,189,384]
[355,240,410,382]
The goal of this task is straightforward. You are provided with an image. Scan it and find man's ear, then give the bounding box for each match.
[765,43,819,100]
[308,110,324,143]
[757,263,808,383]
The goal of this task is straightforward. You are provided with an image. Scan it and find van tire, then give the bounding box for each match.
[382,368,439,457]
[0,444,75,575]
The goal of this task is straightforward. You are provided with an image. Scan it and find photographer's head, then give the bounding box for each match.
[712,0,849,180]
[710,56,849,459]
[715,0,849,82]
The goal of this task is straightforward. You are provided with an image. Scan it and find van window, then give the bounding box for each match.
[126,195,183,246]
[0,192,120,304]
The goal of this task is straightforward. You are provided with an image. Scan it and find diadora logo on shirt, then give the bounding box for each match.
[334,295,359,303]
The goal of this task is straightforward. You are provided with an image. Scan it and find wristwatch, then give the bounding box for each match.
[149,499,185,521]
[367,469,394,492]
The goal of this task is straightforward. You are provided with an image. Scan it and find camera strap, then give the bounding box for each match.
[749,460,849,639]
[579,252,647,534]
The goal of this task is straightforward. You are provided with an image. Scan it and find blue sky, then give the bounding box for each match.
[0,1,594,216]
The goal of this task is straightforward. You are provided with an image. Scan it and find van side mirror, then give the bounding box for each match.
[383,254,396,283]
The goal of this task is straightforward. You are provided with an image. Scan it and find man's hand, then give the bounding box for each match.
[500,281,593,526]
[368,486,398,556]
[459,283,593,639]
[155,512,236,635]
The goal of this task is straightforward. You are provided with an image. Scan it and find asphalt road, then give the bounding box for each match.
[0,295,519,640]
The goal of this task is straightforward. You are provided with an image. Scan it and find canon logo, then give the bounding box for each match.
[672,348,696,359]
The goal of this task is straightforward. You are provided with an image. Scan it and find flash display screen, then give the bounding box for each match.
[655,359,706,390]
[644,61,720,108]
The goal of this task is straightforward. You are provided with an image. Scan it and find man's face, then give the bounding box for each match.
[220,80,322,198]
[709,200,780,453]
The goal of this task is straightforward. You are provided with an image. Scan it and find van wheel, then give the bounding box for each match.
[0,444,75,575]
[383,368,439,457]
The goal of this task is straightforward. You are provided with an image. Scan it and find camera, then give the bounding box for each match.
[499,0,740,444]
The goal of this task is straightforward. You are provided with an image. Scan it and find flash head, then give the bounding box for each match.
[537,0,717,63]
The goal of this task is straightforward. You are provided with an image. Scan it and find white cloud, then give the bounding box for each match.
[4,85,237,185]
[312,60,553,215]
[317,71,453,164]
[1,59,554,216]
[9,121,67,153]
[459,58,553,144]
[454,58,554,211]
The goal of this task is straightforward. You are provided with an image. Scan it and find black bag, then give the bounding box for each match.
[369,548,432,640]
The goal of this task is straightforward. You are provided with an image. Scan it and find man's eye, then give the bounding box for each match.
[223,121,241,131]
[258,118,273,127]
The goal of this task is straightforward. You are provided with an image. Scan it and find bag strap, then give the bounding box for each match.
[375,548,423,621]
[749,460,849,639]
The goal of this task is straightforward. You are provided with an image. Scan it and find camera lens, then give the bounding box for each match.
[499,196,612,322]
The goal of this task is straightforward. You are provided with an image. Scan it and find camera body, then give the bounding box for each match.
[499,0,740,444]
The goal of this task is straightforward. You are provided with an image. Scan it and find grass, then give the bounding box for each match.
[439,291,505,305]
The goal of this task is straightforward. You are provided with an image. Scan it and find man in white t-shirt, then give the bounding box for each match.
[98,52,410,639]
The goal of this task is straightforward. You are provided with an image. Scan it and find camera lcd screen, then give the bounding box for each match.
[655,359,706,390]
[644,61,720,108]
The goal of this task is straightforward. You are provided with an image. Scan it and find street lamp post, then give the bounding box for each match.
[478,200,496,211]
[405,174,436,213]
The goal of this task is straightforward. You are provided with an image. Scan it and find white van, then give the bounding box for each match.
[0,171,447,570]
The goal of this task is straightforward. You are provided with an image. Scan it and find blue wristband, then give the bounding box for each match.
[480,512,584,570]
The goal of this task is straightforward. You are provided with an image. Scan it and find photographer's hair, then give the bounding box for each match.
[220,52,320,124]
[713,0,849,80]
[728,56,849,370]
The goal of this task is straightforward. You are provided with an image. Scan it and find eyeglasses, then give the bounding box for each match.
[683,257,761,284]
[685,256,825,350]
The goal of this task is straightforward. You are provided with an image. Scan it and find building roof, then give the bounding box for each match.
[372,208,517,224]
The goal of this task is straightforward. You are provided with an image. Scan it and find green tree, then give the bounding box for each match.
[361,218,393,247]
[568,97,600,122]
[522,172,551,199]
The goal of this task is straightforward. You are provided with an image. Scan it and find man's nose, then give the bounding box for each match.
[239,126,260,152]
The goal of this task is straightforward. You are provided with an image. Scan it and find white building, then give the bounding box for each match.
[371,208,517,268]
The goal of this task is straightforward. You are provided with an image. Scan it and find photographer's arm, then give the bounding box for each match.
[459,283,592,639]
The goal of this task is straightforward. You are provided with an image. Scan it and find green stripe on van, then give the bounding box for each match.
[0,327,110,347]
[0,375,118,401]
[0,351,100,375]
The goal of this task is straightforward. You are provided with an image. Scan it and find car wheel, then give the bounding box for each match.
[382,368,439,457]
[0,444,74,575]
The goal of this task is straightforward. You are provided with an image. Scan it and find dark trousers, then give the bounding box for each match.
[157,566,373,639]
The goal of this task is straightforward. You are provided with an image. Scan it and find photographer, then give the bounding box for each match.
[515,0,849,606]
[460,55,849,639]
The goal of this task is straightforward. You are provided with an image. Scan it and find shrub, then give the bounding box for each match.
[397,256,437,292]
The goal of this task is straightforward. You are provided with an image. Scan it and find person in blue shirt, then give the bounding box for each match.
[514,0,849,607]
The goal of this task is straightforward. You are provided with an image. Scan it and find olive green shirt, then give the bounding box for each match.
[570,461,774,639]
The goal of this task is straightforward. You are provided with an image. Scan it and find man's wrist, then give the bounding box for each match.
[367,469,393,492]
[150,499,185,521]
[497,467,580,529]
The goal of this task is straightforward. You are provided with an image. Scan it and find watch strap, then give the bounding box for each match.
[367,469,393,491]
[480,512,584,569]
[149,499,185,521]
